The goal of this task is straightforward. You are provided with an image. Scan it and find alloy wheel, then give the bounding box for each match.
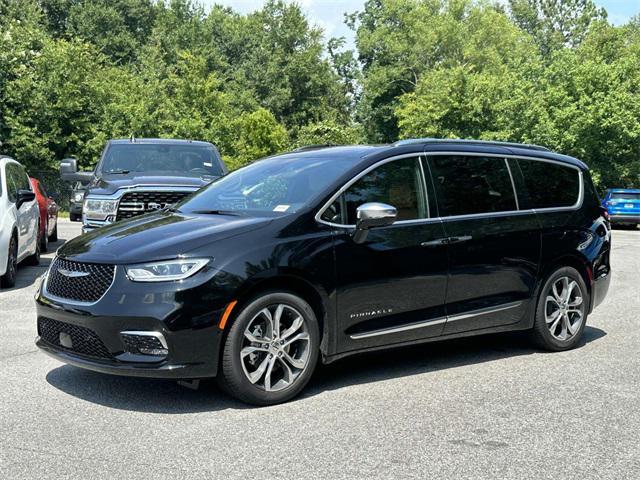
[545,276,585,341]
[240,304,311,392]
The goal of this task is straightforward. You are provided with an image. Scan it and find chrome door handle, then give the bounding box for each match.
[447,235,473,244]
[421,238,449,247]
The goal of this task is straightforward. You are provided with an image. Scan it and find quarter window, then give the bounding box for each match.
[428,156,517,217]
[518,159,580,209]
[322,157,428,225]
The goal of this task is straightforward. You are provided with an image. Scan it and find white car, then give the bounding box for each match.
[0,156,40,288]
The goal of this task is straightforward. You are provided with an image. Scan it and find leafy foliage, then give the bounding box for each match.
[0,0,639,190]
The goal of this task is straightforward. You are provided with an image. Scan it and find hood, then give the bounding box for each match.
[88,173,217,196]
[58,211,272,264]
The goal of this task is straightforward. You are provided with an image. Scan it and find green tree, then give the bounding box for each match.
[509,0,607,56]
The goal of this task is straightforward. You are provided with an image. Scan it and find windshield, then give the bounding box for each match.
[178,155,357,216]
[611,192,640,200]
[100,144,223,176]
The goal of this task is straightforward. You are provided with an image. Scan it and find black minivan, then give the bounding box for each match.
[35,139,611,405]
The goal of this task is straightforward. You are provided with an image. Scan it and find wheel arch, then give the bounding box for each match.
[538,253,593,310]
[223,272,333,358]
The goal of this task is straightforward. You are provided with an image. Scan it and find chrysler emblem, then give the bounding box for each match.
[57,269,90,278]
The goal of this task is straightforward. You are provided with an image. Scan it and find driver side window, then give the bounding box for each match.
[321,157,428,225]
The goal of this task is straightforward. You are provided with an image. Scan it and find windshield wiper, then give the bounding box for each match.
[190,209,243,216]
[105,169,130,175]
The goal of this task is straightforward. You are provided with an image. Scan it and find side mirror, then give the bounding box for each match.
[61,158,78,175]
[60,158,94,183]
[16,189,36,209]
[352,202,397,244]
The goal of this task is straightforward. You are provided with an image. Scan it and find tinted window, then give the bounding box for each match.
[5,164,21,202]
[101,144,223,177]
[610,192,639,200]
[429,156,517,217]
[323,157,427,224]
[518,159,580,209]
[179,155,358,216]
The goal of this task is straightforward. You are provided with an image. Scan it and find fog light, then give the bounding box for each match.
[120,331,168,357]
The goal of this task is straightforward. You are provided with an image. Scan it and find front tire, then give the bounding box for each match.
[531,266,589,351]
[218,292,320,406]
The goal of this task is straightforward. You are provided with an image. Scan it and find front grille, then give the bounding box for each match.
[116,190,192,221]
[46,258,115,303]
[38,317,112,359]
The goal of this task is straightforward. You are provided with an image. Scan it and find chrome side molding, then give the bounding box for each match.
[350,301,523,339]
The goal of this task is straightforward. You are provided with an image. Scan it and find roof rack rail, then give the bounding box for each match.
[393,138,550,152]
[292,144,340,152]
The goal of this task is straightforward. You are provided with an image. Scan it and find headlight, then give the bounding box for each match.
[83,199,118,220]
[73,192,84,202]
[125,258,210,282]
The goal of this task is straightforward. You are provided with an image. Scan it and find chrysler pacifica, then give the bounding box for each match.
[35,139,611,405]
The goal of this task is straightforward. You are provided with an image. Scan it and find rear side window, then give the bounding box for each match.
[518,159,580,209]
[428,156,517,217]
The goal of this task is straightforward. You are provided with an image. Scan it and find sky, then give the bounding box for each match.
[203,0,639,47]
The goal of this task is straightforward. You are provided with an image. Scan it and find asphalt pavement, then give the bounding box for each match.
[1,219,639,479]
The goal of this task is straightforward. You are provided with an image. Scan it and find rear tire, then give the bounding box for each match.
[24,227,41,266]
[217,292,320,406]
[49,223,58,242]
[531,266,589,351]
[70,213,80,222]
[40,221,49,252]
[0,235,18,288]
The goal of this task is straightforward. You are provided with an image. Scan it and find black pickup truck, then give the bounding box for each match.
[61,138,226,232]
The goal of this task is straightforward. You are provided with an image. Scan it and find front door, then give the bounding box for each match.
[426,154,541,335]
[322,155,450,353]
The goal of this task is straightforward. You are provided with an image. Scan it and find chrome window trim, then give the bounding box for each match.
[315,151,584,229]
[417,156,430,218]
[350,301,523,340]
[505,158,519,211]
[315,153,431,228]
[41,260,117,307]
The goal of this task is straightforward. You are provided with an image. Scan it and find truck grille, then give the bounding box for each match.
[38,317,112,359]
[46,258,115,303]
[116,190,192,221]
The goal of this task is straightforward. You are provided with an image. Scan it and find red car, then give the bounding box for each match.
[29,178,59,252]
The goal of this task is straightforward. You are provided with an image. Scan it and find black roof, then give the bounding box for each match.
[288,139,587,170]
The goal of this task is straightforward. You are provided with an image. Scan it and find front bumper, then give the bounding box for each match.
[591,269,611,311]
[34,265,229,379]
[609,214,640,224]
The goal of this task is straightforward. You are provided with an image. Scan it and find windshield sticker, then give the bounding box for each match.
[273,205,290,212]
[203,162,212,167]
